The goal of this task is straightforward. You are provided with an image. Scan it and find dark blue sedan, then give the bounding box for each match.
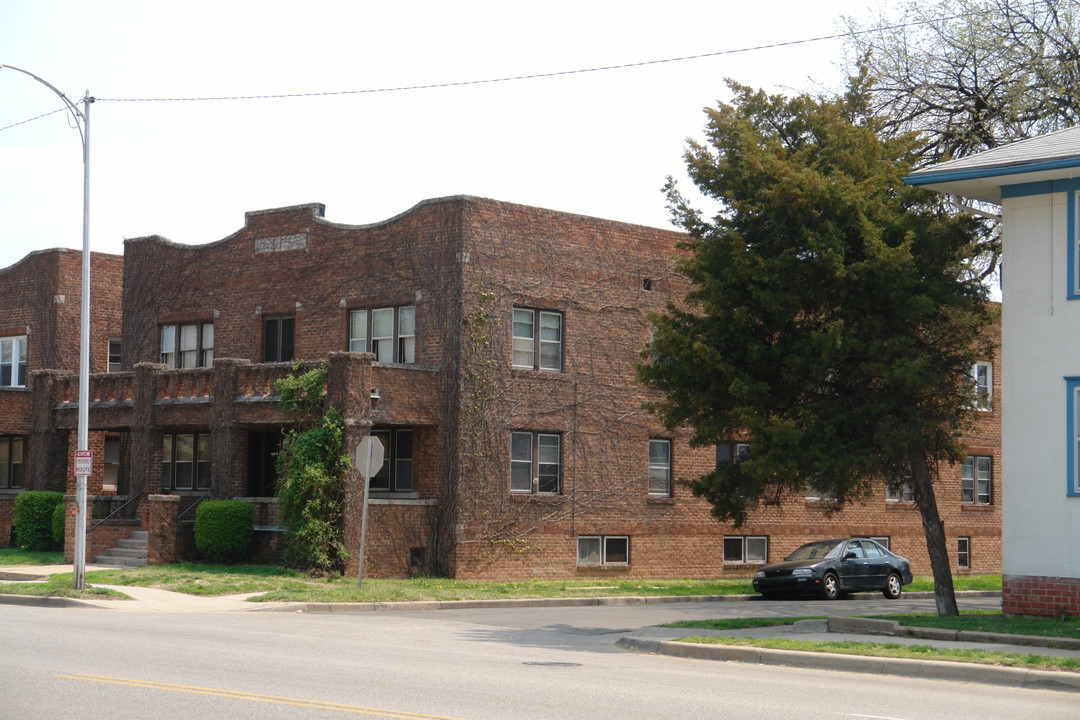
[752,538,914,600]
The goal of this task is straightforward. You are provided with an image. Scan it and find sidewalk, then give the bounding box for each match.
[3,564,1079,693]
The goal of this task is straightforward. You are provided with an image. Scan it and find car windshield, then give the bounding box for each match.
[785,540,844,562]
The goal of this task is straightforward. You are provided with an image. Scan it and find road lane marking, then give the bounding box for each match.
[57,673,471,720]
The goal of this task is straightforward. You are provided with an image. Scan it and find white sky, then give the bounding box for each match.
[0,0,883,270]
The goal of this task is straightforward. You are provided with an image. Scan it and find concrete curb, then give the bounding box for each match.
[615,637,1080,694]
[0,593,101,609]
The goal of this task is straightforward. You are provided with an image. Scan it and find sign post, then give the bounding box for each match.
[73,449,93,587]
[354,436,384,589]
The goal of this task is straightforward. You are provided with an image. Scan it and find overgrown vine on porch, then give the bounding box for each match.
[274,362,351,575]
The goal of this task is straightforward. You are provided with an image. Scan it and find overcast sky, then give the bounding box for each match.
[1,0,883,270]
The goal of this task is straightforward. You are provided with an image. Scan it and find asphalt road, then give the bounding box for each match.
[2,595,1075,720]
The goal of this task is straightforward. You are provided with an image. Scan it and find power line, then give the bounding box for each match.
[96,30,860,103]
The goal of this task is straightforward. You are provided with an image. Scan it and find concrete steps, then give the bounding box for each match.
[93,530,148,567]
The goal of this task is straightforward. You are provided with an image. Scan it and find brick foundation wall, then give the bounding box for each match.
[1003,574,1080,618]
[0,495,15,547]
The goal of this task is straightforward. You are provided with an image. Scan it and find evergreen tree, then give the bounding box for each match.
[640,74,995,616]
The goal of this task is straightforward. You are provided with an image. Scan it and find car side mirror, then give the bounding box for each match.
[843,551,857,560]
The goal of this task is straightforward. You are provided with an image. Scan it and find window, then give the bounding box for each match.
[715,442,749,466]
[160,323,213,368]
[723,535,767,564]
[161,433,211,491]
[247,430,282,497]
[107,338,123,372]
[0,436,24,489]
[577,535,629,566]
[886,483,915,503]
[349,306,415,363]
[512,308,562,371]
[0,336,27,388]
[805,482,838,502]
[961,455,992,504]
[370,428,414,492]
[510,431,560,494]
[648,438,672,496]
[263,316,294,362]
[967,361,992,411]
[957,537,971,569]
[1068,378,1080,496]
[855,535,891,551]
[103,435,121,492]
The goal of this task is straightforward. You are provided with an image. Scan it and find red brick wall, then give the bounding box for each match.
[1003,574,1080,617]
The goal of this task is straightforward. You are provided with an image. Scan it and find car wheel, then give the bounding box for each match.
[883,572,903,599]
[819,572,840,600]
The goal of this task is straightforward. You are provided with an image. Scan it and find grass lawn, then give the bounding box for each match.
[0,561,1002,604]
[674,634,1080,673]
[0,548,64,565]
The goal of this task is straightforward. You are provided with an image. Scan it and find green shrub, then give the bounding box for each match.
[51,502,67,548]
[14,491,65,551]
[194,500,253,563]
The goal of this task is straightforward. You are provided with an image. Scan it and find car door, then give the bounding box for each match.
[859,540,889,588]
[838,540,869,589]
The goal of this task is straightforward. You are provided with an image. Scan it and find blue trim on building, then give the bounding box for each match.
[906,156,1080,186]
[1066,377,1080,497]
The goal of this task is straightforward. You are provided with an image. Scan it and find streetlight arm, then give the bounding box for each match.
[0,64,91,149]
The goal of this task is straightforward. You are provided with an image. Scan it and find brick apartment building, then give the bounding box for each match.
[0,197,1001,580]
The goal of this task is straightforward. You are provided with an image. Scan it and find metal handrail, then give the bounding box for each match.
[88,491,144,532]
[176,489,213,521]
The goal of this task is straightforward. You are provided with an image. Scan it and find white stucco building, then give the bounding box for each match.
[908,126,1080,616]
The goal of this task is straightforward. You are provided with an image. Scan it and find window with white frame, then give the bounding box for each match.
[961,455,992,504]
[512,308,562,371]
[0,436,24,489]
[967,361,992,411]
[349,306,415,363]
[0,336,27,388]
[805,481,839,502]
[723,535,767,564]
[161,432,211,491]
[107,337,123,372]
[886,483,915,503]
[648,438,672,496]
[510,431,560,494]
[577,535,629,566]
[370,428,414,492]
[957,536,971,569]
[160,323,213,368]
[855,535,891,551]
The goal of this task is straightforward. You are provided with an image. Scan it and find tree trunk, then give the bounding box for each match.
[910,447,959,616]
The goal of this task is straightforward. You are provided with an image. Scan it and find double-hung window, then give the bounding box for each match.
[968,361,992,411]
[512,308,562,371]
[349,306,415,363]
[263,316,295,362]
[961,455,992,504]
[107,338,123,372]
[0,336,27,388]
[0,436,24,488]
[723,535,767,564]
[957,537,971,569]
[370,428,414,492]
[160,323,213,368]
[161,433,211,491]
[510,431,560,494]
[577,535,629,566]
[648,438,672,496]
